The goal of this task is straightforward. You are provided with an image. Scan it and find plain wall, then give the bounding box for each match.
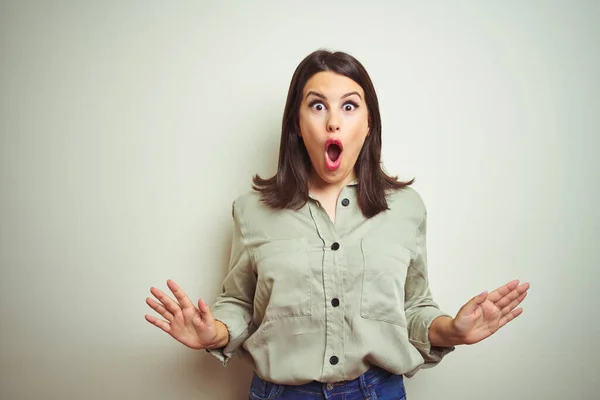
[1,1,598,399]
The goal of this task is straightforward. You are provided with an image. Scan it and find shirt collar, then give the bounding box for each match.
[307,179,358,201]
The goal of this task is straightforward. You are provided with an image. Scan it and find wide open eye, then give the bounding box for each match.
[309,101,326,111]
[343,102,358,111]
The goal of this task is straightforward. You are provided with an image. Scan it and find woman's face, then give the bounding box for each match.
[298,71,369,189]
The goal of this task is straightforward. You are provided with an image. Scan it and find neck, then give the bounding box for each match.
[308,169,356,199]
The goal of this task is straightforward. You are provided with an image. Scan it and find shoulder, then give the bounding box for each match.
[232,189,261,210]
[386,185,426,216]
[231,189,273,222]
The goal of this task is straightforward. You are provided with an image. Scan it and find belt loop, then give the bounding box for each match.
[321,382,331,399]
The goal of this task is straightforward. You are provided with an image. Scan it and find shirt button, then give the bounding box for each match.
[329,356,339,365]
[331,298,340,307]
[331,242,340,251]
[341,198,350,206]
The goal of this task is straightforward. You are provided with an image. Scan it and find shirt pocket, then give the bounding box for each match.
[360,238,412,327]
[253,238,312,322]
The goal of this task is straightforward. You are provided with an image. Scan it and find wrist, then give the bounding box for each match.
[204,320,230,349]
[446,318,465,346]
[429,316,463,347]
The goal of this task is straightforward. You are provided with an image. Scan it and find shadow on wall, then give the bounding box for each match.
[177,349,253,399]
[183,120,281,397]
[141,345,254,398]
[150,115,281,398]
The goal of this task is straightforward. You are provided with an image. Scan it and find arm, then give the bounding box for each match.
[205,200,257,365]
[144,200,256,357]
[404,209,455,365]
[412,211,530,348]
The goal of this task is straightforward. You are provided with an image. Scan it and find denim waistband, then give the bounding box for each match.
[286,366,397,394]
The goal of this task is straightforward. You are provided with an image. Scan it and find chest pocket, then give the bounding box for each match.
[252,238,312,322]
[360,238,412,326]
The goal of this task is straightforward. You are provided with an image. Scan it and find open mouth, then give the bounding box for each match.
[325,138,343,171]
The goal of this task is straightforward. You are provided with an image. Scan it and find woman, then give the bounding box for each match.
[145,50,530,399]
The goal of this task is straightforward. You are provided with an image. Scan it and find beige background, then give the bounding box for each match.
[1,1,598,399]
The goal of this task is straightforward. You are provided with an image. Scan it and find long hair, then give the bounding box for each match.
[252,49,413,218]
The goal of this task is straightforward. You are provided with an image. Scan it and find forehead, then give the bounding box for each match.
[302,71,364,98]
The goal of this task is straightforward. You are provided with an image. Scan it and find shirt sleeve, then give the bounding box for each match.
[206,200,256,366]
[404,209,455,367]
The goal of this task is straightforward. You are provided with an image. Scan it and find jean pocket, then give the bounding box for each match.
[253,238,312,321]
[360,238,412,326]
[249,373,285,400]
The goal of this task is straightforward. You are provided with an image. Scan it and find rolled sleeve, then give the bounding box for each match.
[206,200,256,366]
[404,209,455,367]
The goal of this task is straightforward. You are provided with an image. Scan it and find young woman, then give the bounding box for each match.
[145,50,530,400]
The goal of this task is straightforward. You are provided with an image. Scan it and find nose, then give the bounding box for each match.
[327,115,340,133]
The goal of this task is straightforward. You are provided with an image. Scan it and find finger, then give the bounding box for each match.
[197,298,215,325]
[460,291,489,315]
[145,314,172,334]
[494,282,530,309]
[500,291,528,316]
[146,297,174,322]
[167,279,195,309]
[487,280,520,303]
[150,286,181,315]
[498,307,523,328]
[189,299,213,332]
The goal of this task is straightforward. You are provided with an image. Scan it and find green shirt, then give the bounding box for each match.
[208,182,454,385]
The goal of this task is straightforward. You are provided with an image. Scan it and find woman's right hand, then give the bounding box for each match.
[145,279,228,350]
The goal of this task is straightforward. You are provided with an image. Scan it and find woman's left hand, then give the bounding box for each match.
[451,280,530,345]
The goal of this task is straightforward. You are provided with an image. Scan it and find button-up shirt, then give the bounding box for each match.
[207,183,454,385]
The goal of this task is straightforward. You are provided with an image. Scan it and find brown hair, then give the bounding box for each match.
[252,49,413,218]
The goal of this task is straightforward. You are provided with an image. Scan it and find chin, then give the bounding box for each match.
[315,167,347,185]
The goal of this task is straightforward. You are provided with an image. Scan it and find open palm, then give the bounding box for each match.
[145,279,219,349]
[452,280,530,345]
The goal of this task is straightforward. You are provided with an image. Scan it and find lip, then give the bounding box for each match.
[325,137,344,151]
[324,137,343,171]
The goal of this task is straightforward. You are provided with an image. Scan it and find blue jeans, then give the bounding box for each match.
[248,366,406,399]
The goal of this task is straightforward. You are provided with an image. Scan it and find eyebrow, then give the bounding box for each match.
[305,91,362,100]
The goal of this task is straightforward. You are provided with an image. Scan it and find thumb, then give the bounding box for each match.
[459,291,488,316]
[196,298,215,325]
